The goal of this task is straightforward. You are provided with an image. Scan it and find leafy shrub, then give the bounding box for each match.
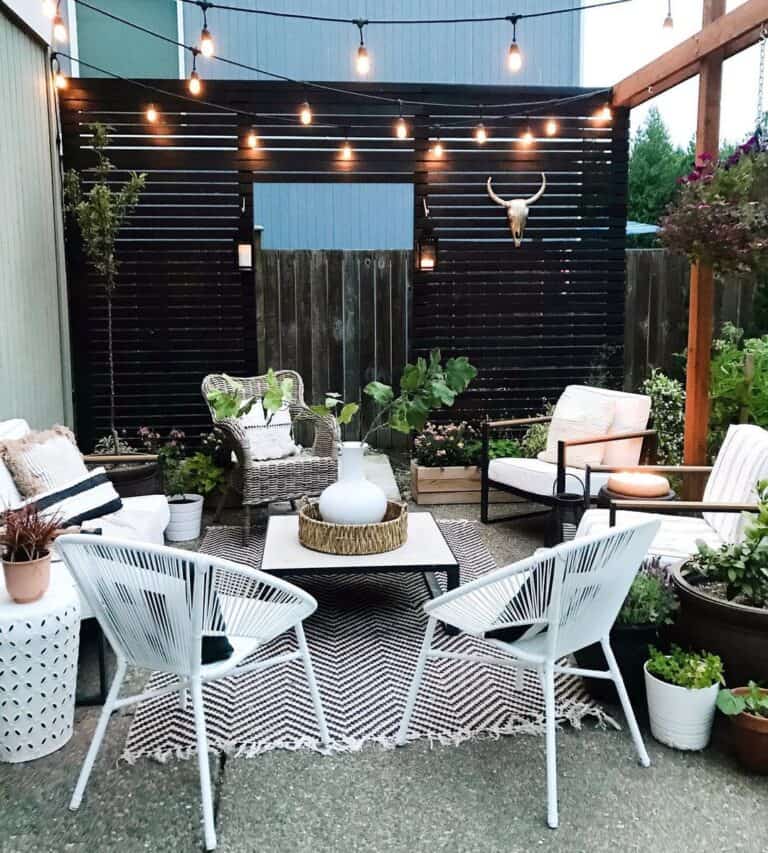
[618,558,678,626]
[717,682,768,718]
[646,644,724,690]
[684,479,768,608]
[176,452,226,498]
[413,422,478,467]
[641,368,685,465]
[487,437,522,461]
[519,402,553,458]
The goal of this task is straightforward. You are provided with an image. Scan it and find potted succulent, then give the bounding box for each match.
[672,479,768,686]
[1,504,60,603]
[716,682,768,774]
[575,557,677,706]
[644,645,724,751]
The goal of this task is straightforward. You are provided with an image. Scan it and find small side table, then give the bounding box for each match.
[597,485,677,509]
[0,568,80,763]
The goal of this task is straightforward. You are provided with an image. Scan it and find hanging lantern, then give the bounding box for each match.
[415,222,438,271]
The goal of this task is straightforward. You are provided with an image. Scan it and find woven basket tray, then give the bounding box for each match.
[298,500,408,556]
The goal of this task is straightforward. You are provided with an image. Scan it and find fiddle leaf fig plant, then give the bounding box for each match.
[63,122,145,452]
[206,369,293,424]
[362,349,478,443]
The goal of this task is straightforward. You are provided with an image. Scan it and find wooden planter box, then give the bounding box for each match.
[410,462,515,505]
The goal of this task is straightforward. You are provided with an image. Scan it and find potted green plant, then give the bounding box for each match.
[717,681,768,774]
[574,558,678,706]
[63,123,146,464]
[672,479,768,686]
[1,505,61,603]
[644,645,724,751]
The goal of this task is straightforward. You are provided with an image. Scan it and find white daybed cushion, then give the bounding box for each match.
[489,457,611,499]
[55,495,171,620]
[0,420,30,509]
[538,386,615,468]
[588,389,651,466]
[576,507,724,563]
[0,419,31,441]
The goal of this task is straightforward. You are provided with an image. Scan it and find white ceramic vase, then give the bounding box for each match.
[644,662,719,751]
[319,441,387,525]
[166,493,204,542]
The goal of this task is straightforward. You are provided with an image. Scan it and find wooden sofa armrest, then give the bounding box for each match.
[82,453,158,464]
[560,429,656,448]
[608,499,757,526]
[484,416,552,430]
[587,464,713,475]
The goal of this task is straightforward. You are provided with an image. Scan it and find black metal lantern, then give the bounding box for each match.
[415,198,438,271]
[235,239,252,271]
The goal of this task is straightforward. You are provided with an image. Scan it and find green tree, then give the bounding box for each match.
[628,107,691,225]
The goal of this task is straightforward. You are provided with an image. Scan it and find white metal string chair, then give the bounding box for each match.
[396,519,660,830]
[56,534,329,852]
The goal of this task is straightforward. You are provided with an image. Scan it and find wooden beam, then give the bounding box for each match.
[682,0,725,494]
[612,0,766,108]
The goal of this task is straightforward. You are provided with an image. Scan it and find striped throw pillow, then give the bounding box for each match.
[15,467,122,527]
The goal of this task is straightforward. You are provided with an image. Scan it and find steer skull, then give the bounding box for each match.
[486,173,546,247]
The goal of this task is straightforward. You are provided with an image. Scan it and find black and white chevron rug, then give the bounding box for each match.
[123,521,614,761]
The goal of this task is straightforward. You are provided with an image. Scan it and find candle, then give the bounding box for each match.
[607,472,670,498]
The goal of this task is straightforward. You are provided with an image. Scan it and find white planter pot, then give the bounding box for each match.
[644,662,719,751]
[166,493,204,542]
[319,441,387,525]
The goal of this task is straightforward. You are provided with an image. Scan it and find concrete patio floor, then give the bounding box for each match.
[1,497,766,853]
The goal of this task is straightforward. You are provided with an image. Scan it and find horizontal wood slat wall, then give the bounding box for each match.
[59,80,627,445]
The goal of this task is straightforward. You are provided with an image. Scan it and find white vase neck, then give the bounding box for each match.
[340,441,365,481]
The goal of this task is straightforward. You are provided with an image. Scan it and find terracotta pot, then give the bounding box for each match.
[671,565,768,686]
[2,552,51,603]
[728,686,768,774]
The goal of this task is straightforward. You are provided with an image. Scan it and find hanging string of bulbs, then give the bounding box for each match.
[48,0,619,159]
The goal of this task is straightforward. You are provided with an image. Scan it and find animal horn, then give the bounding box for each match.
[486,177,511,208]
[524,172,546,206]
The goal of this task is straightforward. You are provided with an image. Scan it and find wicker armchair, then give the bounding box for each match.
[202,371,338,541]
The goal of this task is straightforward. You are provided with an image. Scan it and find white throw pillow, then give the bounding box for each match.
[538,387,615,469]
[1,426,88,497]
[240,400,298,461]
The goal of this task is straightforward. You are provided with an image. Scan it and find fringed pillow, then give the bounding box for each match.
[1,426,88,497]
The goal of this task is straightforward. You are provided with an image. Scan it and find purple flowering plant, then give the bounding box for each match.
[660,132,768,274]
[413,422,479,467]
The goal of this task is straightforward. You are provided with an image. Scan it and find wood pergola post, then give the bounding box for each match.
[682,0,726,495]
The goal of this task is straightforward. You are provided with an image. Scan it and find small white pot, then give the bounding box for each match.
[166,493,204,542]
[319,441,387,525]
[644,662,719,751]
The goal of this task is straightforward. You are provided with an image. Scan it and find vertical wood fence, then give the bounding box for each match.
[254,250,410,444]
[624,249,759,389]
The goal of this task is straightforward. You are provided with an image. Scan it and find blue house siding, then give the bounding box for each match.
[255,183,414,250]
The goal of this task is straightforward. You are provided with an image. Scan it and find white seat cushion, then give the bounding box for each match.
[0,419,31,441]
[576,508,724,562]
[538,385,616,468]
[0,420,33,508]
[584,388,651,466]
[489,457,610,499]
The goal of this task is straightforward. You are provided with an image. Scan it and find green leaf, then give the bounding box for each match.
[364,381,394,405]
[430,380,456,407]
[310,404,331,417]
[716,689,746,716]
[337,402,359,425]
[444,356,478,393]
[400,363,423,392]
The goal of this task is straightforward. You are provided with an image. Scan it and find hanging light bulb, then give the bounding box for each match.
[52,56,67,90]
[545,118,558,136]
[520,126,534,145]
[663,0,674,29]
[199,3,214,57]
[507,16,522,72]
[146,104,158,123]
[355,21,370,75]
[246,126,259,149]
[341,137,353,160]
[42,0,57,19]
[431,136,444,157]
[188,52,202,95]
[474,122,488,144]
[595,104,612,121]
[52,13,67,42]
[395,101,408,139]
[299,100,313,125]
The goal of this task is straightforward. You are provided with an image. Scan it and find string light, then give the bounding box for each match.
[507,16,522,73]
[341,134,353,160]
[52,56,67,90]
[299,100,313,125]
[595,104,612,121]
[42,0,57,19]
[520,126,534,145]
[355,20,370,76]
[246,126,259,148]
[188,51,202,95]
[431,134,443,157]
[199,3,214,58]
[53,12,67,42]
[545,118,558,136]
[663,0,673,30]
[395,100,408,139]
[474,122,488,144]
[146,103,158,122]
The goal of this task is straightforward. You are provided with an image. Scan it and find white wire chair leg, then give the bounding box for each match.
[541,662,559,829]
[295,623,330,747]
[191,678,217,851]
[179,688,188,712]
[70,656,128,810]
[396,616,437,746]
[601,638,650,768]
